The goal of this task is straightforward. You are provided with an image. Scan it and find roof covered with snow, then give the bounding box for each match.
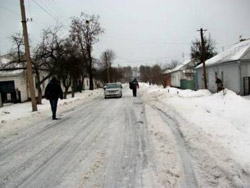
[164,59,195,74]
[197,39,250,69]
[0,56,24,77]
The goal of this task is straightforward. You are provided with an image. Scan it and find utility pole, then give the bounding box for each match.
[198,28,207,89]
[20,0,37,111]
[105,52,110,83]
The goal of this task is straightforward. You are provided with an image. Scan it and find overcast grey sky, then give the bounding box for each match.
[0,0,250,67]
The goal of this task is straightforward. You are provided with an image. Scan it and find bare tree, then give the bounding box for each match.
[1,33,26,71]
[9,32,25,64]
[101,49,116,83]
[61,38,85,98]
[70,13,104,90]
[140,65,152,83]
[165,60,180,70]
[34,26,65,103]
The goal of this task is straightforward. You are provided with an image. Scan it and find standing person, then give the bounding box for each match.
[45,77,63,120]
[130,78,139,97]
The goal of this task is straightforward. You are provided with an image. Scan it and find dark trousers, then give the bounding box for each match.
[133,88,137,97]
[49,98,58,119]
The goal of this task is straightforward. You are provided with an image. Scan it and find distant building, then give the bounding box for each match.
[132,67,140,80]
[164,59,197,90]
[195,39,250,95]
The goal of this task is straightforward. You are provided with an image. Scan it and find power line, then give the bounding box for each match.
[116,54,189,64]
[39,0,70,28]
[31,0,70,32]
[31,0,58,22]
[48,0,69,18]
[101,35,190,45]
[0,6,20,16]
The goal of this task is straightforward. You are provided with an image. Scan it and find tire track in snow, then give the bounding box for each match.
[153,106,198,188]
[101,97,152,188]
[0,98,111,188]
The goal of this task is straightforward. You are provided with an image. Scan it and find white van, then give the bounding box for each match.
[104,83,122,98]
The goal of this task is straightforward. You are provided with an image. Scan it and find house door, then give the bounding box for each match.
[243,77,250,95]
[0,81,15,103]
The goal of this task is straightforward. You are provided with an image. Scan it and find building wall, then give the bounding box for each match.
[0,72,28,102]
[240,61,250,95]
[166,74,171,86]
[195,69,203,90]
[196,62,241,94]
[171,71,182,87]
[241,61,250,77]
[83,78,97,90]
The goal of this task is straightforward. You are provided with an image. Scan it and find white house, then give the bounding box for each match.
[169,59,196,89]
[0,56,29,103]
[0,56,50,103]
[196,39,250,95]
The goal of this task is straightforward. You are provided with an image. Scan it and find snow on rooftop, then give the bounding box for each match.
[0,56,24,76]
[172,60,191,72]
[0,69,24,77]
[197,39,250,69]
[0,57,10,65]
[166,59,194,74]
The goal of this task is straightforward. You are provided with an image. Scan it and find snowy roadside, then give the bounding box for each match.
[140,83,250,187]
[0,89,103,139]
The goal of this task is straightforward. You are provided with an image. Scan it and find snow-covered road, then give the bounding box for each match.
[0,88,166,188]
[0,85,250,188]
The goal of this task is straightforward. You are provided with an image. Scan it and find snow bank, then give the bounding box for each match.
[140,84,250,185]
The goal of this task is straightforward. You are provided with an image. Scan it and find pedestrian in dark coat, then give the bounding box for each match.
[130,78,139,97]
[45,77,63,120]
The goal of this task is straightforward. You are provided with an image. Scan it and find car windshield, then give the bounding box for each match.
[106,83,120,89]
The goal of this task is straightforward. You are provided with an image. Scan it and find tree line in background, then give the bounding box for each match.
[0,13,134,104]
[0,11,218,103]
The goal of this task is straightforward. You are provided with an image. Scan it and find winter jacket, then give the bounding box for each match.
[45,78,63,100]
[131,80,139,90]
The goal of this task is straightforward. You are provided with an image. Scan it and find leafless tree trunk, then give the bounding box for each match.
[101,49,116,83]
[70,13,104,90]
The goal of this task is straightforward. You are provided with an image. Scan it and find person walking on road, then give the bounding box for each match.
[45,77,63,120]
[129,78,139,97]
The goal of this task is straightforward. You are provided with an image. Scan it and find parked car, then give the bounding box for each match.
[104,83,122,98]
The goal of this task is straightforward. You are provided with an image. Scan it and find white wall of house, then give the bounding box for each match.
[171,71,182,87]
[241,61,250,77]
[0,72,29,102]
[0,71,51,102]
[196,69,203,90]
[197,62,241,94]
[83,77,97,90]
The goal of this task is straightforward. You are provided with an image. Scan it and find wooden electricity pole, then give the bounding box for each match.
[105,52,110,83]
[20,0,37,111]
[198,28,207,89]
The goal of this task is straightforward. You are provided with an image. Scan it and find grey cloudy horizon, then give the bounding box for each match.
[0,0,250,67]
